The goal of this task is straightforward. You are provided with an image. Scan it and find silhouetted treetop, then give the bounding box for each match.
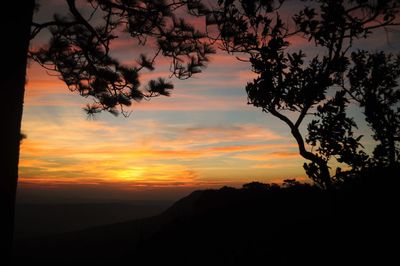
[30,0,215,116]
[204,0,400,188]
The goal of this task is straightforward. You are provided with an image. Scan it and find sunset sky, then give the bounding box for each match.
[17,0,400,202]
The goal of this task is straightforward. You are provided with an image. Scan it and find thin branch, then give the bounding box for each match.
[31,21,77,39]
[295,105,310,129]
[340,84,360,103]
[66,0,108,50]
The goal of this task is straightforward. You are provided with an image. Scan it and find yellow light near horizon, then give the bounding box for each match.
[114,167,147,181]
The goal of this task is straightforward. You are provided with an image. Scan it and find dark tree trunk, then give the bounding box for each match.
[269,108,332,189]
[290,127,332,189]
[388,135,396,167]
[1,0,35,263]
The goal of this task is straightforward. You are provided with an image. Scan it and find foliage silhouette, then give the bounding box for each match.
[31,0,214,116]
[203,0,400,188]
[2,0,213,262]
[348,51,400,167]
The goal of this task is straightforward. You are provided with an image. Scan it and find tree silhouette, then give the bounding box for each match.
[31,0,213,116]
[348,51,400,167]
[2,0,213,262]
[205,0,400,188]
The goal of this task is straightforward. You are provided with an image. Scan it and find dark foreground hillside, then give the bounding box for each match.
[14,167,399,266]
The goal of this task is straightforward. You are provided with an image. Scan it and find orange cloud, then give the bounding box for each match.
[19,161,200,186]
[252,163,300,169]
[234,151,299,161]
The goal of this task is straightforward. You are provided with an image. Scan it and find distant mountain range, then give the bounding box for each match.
[14,201,172,239]
[14,178,399,266]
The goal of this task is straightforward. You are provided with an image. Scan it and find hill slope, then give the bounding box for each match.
[14,177,399,266]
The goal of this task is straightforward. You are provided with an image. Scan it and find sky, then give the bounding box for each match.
[17,0,400,203]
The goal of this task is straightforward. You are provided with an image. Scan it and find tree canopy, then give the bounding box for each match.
[203,0,400,188]
[31,0,215,116]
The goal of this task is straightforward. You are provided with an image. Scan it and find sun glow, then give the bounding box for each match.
[114,167,147,181]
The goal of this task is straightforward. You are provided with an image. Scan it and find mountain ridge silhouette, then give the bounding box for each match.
[14,168,399,265]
